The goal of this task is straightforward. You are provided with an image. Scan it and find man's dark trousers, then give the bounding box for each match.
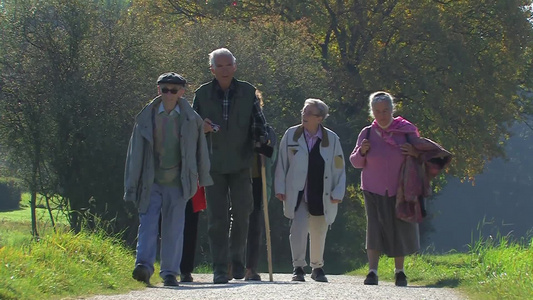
[206,168,253,275]
[180,200,199,275]
[246,176,263,270]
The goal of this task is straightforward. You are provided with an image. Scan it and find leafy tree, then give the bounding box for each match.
[0,0,158,241]
[2,0,531,273]
[160,0,533,269]
[0,0,57,238]
[166,0,533,178]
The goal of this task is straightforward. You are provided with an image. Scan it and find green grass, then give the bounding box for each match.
[2,199,532,299]
[0,201,161,300]
[349,236,533,300]
[0,193,69,248]
[0,230,153,300]
[2,193,69,224]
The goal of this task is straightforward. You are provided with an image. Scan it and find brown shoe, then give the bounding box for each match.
[244,268,262,281]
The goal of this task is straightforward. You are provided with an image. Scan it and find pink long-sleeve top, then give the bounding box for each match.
[349,117,419,197]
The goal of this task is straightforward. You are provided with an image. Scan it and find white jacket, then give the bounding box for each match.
[275,124,346,225]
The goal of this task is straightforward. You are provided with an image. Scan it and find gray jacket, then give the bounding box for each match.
[123,96,213,213]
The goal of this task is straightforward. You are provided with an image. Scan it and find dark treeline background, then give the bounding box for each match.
[1,0,532,274]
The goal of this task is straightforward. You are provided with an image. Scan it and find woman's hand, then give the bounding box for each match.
[276,193,286,201]
[400,143,420,157]
[330,197,341,204]
[360,139,371,156]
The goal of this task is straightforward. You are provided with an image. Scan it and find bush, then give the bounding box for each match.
[0,177,22,211]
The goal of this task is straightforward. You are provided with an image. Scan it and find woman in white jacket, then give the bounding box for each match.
[275,98,346,283]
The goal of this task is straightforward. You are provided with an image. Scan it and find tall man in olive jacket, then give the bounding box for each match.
[124,73,213,287]
[193,48,269,284]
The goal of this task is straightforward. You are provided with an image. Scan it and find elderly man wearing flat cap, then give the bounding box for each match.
[124,72,213,287]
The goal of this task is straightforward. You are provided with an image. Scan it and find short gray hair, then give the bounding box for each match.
[303,98,329,120]
[369,91,395,118]
[209,48,236,69]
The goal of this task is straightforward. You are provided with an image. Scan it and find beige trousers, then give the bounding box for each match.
[289,201,328,269]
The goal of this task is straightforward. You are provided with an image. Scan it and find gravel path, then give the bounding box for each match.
[86,273,466,300]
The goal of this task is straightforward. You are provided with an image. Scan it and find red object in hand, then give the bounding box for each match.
[192,185,206,212]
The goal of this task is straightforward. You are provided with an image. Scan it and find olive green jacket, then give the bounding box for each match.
[193,79,257,174]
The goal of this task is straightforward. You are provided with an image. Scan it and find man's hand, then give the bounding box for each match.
[276,193,286,201]
[203,118,214,133]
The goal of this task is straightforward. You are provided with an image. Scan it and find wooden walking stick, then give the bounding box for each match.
[260,154,274,281]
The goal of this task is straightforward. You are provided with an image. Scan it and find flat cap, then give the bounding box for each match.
[157,72,187,85]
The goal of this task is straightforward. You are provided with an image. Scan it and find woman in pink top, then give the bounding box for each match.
[349,91,420,287]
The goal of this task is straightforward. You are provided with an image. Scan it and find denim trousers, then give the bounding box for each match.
[135,183,187,278]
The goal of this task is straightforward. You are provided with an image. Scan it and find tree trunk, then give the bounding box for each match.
[45,195,57,233]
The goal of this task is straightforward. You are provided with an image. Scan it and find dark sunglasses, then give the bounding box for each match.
[161,88,180,94]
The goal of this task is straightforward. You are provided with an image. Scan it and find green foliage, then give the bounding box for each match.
[0,0,150,239]
[350,234,533,300]
[180,0,533,179]
[0,201,68,248]
[0,178,22,211]
[0,205,155,299]
[1,0,533,276]
[0,229,147,300]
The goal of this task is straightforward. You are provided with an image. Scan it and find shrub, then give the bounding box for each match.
[0,177,22,211]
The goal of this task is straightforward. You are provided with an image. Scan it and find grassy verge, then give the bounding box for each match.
[349,235,533,300]
[0,231,151,300]
[0,202,161,300]
[2,198,531,299]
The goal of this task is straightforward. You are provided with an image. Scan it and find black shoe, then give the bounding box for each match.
[214,272,229,284]
[395,271,408,286]
[163,275,179,287]
[291,267,305,282]
[244,268,262,281]
[311,268,328,282]
[132,264,151,284]
[180,273,193,282]
[364,271,378,285]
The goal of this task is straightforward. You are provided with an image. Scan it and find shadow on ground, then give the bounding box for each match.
[425,278,461,288]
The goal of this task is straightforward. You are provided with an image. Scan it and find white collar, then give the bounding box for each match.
[158,102,180,115]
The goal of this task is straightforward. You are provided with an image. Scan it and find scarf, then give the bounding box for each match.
[371,116,419,146]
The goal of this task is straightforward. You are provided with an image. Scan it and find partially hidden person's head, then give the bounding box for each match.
[209,48,237,90]
[255,89,264,107]
[369,91,395,128]
[157,72,187,102]
[301,98,329,131]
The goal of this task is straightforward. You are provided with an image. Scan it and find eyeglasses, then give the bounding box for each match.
[161,88,180,94]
